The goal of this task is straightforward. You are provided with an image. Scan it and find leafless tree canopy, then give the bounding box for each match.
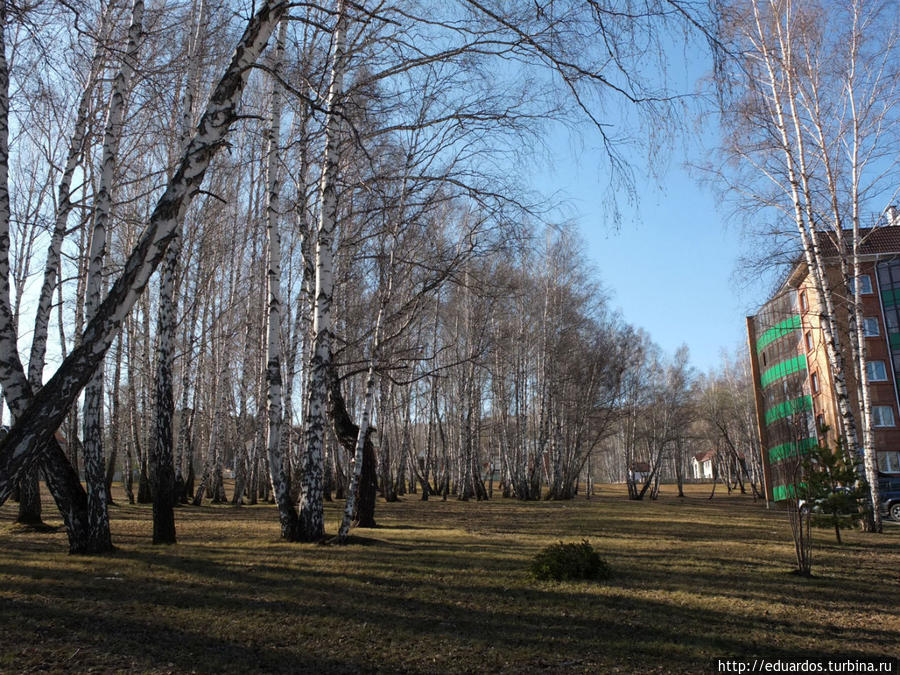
[0,0,722,549]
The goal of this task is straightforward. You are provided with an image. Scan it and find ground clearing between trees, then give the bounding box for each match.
[1,483,897,673]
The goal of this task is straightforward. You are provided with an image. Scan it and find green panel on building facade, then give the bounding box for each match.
[881,288,900,307]
[759,355,807,388]
[756,315,802,353]
[764,395,813,426]
[772,483,805,501]
[768,437,818,463]
[890,332,900,349]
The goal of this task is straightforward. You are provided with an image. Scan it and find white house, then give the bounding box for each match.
[692,451,715,480]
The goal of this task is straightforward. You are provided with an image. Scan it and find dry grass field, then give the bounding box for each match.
[1,483,898,673]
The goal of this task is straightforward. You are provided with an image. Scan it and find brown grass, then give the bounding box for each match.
[0,483,897,674]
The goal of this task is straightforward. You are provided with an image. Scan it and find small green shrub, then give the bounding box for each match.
[530,540,610,582]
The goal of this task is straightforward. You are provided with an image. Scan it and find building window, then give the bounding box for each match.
[849,275,873,295]
[867,361,889,382]
[863,317,880,337]
[878,451,900,472]
[810,371,820,393]
[873,405,896,427]
[887,309,900,334]
[800,291,808,311]
[805,331,813,351]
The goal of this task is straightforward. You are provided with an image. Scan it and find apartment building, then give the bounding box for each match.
[747,226,900,505]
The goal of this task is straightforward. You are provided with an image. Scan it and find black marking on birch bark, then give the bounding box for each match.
[298,0,346,543]
[151,240,178,543]
[0,8,91,550]
[0,2,288,543]
[326,359,377,532]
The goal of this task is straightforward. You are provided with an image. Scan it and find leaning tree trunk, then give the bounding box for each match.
[326,360,377,531]
[17,0,114,529]
[0,8,89,550]
[0,2,289,525]
[299,0,346,542]
[337,290,388,541]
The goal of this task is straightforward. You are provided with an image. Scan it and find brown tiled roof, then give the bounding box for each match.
[816,226,900,257]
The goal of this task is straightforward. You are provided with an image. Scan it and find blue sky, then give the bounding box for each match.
[571,162,766,374]
[524,25,781,375]
[529,87,774,374]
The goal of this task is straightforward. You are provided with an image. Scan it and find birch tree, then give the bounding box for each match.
[716,0,900,531]
[0,0,715,549]
[262,18,302,540]
[0,0,93,551]
[26,3,114,394]
[0,0,289,551]
[80,0,145,553]
[289,0,706,533]
[148,0,213,543]
[299,0,347,541]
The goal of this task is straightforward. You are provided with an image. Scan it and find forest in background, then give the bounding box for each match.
[2,0,861,553]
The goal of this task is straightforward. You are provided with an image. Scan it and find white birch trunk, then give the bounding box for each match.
[0,9,32,429]
[300,0,346,541]
[775,18,863,466]
[81,0,145,554]
[774,13,884,528]
[15,19,113,516]
[174,271,200,495]
[851,233,880,528]
[150,234,179,541]
[750,1,860,455]
[27,10,111,391]
[149,0,207,543]
[337,257,393,541]
[0,2,93,550]
[285,100,312,498]
[194,323,225,505]
[262,19,300,539]
[845,25,882,528]
[0,0,288,508]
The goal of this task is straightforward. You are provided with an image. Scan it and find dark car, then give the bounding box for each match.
[878,473,900,522]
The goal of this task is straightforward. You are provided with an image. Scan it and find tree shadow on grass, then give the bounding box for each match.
[2,533,897,674]
[2,492,898,672]
[0,595,370,675]
[4,522,60,534]
[1,553,895,674]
